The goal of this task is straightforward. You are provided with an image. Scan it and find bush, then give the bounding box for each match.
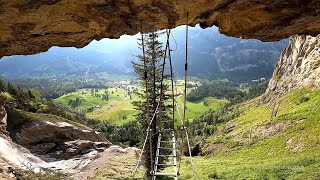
[0,92,14,105]
[208,170,219,179]
[298,96,309,104]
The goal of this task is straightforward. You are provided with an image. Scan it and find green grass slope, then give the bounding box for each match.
[54,88,139,125]
[174,96,229,124]
[178,87,320,179]
[54,86,227,126]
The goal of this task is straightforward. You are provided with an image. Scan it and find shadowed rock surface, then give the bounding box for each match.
[1,0,320,57]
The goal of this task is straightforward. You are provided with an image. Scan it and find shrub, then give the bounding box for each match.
[208,170,219,179]
[298,96,310,104]
[0,92,14,105]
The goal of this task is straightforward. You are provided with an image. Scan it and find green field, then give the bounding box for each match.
[177,87,320,179]
[54,87,140,125]
[54,82,227,125]
[174,96,229,125]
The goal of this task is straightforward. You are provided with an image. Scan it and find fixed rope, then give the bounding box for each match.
[132,103,160,178]
[158,29,171,131]
[179,11,198,180]
[138,29,154,175]
[175,100,199,180]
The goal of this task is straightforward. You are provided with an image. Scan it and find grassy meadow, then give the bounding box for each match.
[177,87,320,179]
[53,80,225,126]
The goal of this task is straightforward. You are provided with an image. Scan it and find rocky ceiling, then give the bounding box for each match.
[0,0,320,57]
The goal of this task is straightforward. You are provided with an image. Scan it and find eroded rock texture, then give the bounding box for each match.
[266,35,320,96]
[13,120,111,159]
[0,106,9,138]
[1,0,320,57]
[14,120,109,145]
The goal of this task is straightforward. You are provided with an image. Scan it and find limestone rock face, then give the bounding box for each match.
[266,35,320,96]
[1,0,320,57]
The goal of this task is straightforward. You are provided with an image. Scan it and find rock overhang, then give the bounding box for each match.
[0,0,320,57]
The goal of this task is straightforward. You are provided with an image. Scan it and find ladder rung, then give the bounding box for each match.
[159,147,175,150]
[161,135,174,138]
[157,155,176,157]
[154,172,178,176]
[155,163,176,166]
[160,141,173,143]
[161,120,173,123]
[161,135,174,139]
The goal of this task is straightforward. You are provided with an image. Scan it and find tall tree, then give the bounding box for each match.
[132,32,170,176]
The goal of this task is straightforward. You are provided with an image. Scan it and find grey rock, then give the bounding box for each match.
[29,143,56,155]
[266,35,320,98]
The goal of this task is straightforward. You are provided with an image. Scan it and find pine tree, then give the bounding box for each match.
[132,32,171,176]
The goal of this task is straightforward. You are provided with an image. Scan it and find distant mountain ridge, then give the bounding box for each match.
[0,26,288,81]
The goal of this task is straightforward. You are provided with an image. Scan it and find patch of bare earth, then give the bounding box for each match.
[72,146,141,180]
[0,158,16,180]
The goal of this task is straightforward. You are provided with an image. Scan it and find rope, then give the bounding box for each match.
[158,30,170,131]
[179,11,198,180]
[170,32,178,51]
[175,100,199,180]
[140,29,154,174]
[133,103,160,178]
[182,12,189,128]
[167,30,175,130]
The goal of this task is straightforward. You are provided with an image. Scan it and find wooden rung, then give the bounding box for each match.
[154,172,178,176]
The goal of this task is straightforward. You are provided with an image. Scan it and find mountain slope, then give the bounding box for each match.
[179,88,320,179]
[176,34,320,179]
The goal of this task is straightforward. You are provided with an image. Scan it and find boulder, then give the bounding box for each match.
[14,120,109,145]
[46,140,111,159]
[28,143,56,155]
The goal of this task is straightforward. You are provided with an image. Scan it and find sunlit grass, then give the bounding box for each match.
[177,87,320,179]
[173,96,228,126]
[54,81,227,126]
[54,88,140,124]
